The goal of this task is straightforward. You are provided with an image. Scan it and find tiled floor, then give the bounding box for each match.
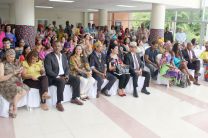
[1,81,208,138]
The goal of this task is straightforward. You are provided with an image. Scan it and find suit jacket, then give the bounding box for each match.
[89,51,106,74]
[124,52,144,74]
[44,52,69,82]
[182,49,196,63]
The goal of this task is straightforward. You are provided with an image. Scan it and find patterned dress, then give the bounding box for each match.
[0,61,30,102]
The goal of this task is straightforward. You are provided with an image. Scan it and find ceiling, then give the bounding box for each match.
[0,0,198,12]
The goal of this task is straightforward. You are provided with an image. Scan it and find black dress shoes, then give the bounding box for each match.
[141,88,150,95]
[101,89,111,97]
[133,91,138,98]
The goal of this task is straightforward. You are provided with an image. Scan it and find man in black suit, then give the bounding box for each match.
[44,41,83,112]
[124,42,150,97]
[164,27,173,43]
[90,41,117,97]
[182,42,201,85]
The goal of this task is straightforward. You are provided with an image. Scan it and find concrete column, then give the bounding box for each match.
[83,12,89,28]
[129,12,134,29]
[88,12,94,24]
[99,9,108,26]
[15,0,35,47]
[108,12,113,28]
[149,3,166,43]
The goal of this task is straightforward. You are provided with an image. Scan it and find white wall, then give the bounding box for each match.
[139,0,201,9]
[35,9,84,27]
[0,4,10,24]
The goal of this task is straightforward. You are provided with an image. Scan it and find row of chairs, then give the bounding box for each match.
[0,77,145,117]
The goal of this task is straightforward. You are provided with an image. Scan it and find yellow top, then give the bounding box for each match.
[22,60,43,79]
[200,51,208,60]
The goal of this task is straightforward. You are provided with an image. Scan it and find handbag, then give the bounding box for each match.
[115,64,130,75]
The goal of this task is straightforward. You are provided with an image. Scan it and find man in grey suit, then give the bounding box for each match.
[124,42,150,98]
[44,41,83,112]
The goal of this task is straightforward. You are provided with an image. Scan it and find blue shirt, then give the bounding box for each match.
[145,47,159,63]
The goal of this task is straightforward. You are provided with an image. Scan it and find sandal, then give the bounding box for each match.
[189,75,195,82]
[118,89,123,97]
[9,104,17,118]
[42,93,51,100]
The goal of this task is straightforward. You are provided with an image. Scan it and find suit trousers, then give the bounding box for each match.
[49,77,66,103]
[67,74,81,99]
[23,76,49,104]
[131,70,150,90]
[93,73,117,91]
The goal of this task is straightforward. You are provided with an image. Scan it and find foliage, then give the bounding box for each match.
[131,10,202,42]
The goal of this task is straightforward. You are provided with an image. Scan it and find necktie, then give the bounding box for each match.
[133,54,140,69]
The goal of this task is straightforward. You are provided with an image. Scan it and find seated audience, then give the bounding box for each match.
[0,38,11,61]
[19,45,31,62]
[107,44,130,96]
[70,45,96,100]
[159,44,183,86]
[200,42,208,64]
[0,49,29,118]
[144,41,159,80]
[124,42,150,97]
[90,41,117,97]
[5,25,16,48]
[15,39,25,60]
[0,26,5,49]
[172,43,195,84]
[22,50,50,110]
[62,42,72,59]
[38,39,53,60]
[83,34,93,57]
[200,42,208,81]
[44,41,83,112]
[182,42,201,85]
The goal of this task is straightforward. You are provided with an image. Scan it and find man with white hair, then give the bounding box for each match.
[124,41,151,98]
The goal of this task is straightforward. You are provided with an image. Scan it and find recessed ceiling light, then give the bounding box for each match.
[87,9,98,11]
[116,5,136,8]
[49,0,74,3]
[35,6,54,8]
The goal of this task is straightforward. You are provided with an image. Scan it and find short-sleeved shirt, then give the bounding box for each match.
[22,60,43,79]
[145,47,159,63]
[200,51,208,60]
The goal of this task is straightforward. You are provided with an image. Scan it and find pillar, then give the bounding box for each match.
[83,12,89,28]
[149,3,165,43]
[99,9,108,26]
[88,12,94,24]
[15,0,35,47]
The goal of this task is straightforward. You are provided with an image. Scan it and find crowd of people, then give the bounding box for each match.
[0,21,208,118]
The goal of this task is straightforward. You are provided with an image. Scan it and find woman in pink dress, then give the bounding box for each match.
[0,26,5,49]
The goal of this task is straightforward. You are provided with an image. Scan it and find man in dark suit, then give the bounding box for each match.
[90,41,117,97]
[44,41,83,112]
[164,27,173,43]
[124,42,150,97]
[182,42,201,85]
